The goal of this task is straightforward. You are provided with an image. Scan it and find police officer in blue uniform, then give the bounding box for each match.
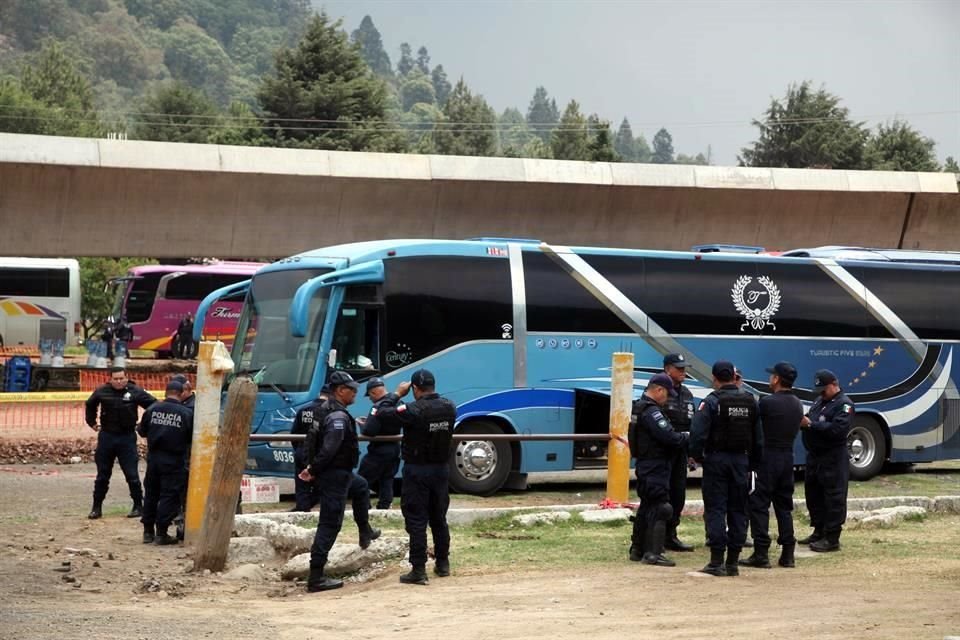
[661,353,696,552]
[690,361,763,577]
[84,367,156,519]
[741,362,804,569]
[291,385,330,512]
[358,377,402,510]
[299,371,361,592]
[629,373,690,566]
[798,369,854,553]
[374,369,456,584]
[168,374,195,542]
[137,380,193,545]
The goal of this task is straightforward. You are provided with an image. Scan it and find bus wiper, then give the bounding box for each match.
[263,382,292,405]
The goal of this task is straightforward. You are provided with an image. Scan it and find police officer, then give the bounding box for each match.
[374,369,456,584]
[137,380,193,545]
[660,353,696,552]
[299,371,361,592]
[629,373,690,566]
[169,374,194,541]
[358,377,402,510]
[798,369,854,552]
[171,374,195,410]
[84,367,156,519]
[690,361,763,577]
[740,362,803,569]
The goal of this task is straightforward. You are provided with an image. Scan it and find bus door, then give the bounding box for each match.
[329,284,384,382]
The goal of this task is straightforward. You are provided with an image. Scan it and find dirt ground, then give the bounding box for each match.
[1,463,958,640]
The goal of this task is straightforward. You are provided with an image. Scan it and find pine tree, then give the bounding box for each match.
[434,78,496,156]
[431,64,452,106]
[614,118,636,161]
[587,115,618,162]
[258,12,404,152]
[416,46,431,75]
[350,15,392,77]
[651,128,674,164]
[397,42,414,77]
[551,100,589,160]
[526,86,560,143]
[865,120,939,171]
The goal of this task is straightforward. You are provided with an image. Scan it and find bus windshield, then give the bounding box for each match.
[232,268,331,392]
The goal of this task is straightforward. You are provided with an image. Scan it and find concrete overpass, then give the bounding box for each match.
[0,132,957,258]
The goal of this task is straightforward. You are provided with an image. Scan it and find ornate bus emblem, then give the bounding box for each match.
[731,275,781,331]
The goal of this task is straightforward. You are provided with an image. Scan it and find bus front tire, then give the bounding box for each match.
[848,416,887,481]
[448,421,512,496]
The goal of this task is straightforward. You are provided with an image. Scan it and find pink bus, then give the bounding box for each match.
[108,261,263,357]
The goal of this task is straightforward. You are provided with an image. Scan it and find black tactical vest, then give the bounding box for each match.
[662,387,693,433]
[709,389,756,453]
[402,395,456,464]
[328,409,360,470]
[629,397,665,459]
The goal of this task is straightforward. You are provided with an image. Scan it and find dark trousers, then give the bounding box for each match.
[358,445,400,509]
[632,459,672,552]
[805,448,849,542]
[293,448,318,512]
[93,431,142,504]
[309,468,352,569]
[294,450,370,529]
[748,449,796,547]
[402,462,450,567]
[668,447,687,528]
[702,451,749,551]
[141,453,186,530]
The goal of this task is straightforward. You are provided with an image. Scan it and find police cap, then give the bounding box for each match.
[663,353,687,368]
[712,360,736,382]
[813,369,838,390]
[365,376,385,396]
[411,369,436,388]
[328,370,359,391]
[648,373,678,397]
[165,380,184,394]
[765,361,798,385]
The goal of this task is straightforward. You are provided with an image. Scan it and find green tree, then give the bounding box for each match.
[614,118,637,161]
[587,115,618,162]
[2,0,74,49]
[257,13,404,152]
[0,43,103,137]
[651,127,674,164]
[945,156,960,173]
[739,81,869,169]
[208,101,266,146]
[551,100,588,160]
[79,257,155,341]
[431,65,451,107]
[416,46,431,75]
[526,86,559,143]
[231,25,288,77]
[400,70,436,111]
[123,0,188,31]
[133,81,219,143]
[434,78,496,156]
[865,120,939,171]
[498,107,536,157]
[397,42,414,77]
[351,15,392,77]
[675,152,709,165]
[162,20,233,104]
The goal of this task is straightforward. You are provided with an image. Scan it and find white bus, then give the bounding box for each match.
[0,258,81,348]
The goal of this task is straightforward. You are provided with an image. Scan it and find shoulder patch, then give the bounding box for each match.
[650,410,665,421]
[369,407,377,416]
[656,419,670,430]
[397,404,407,413]
[698,401,706,411]
[842,404,852,414]
[331,419,346,430]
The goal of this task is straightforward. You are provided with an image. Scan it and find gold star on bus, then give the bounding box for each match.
[868,360,877,368]
[873,346,885,356]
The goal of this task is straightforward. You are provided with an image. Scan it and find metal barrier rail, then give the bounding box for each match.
[250,433,613,443]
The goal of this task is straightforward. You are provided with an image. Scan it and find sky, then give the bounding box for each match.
[316,0,959,166]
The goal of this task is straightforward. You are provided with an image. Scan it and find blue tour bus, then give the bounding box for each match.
[195,239,960,495]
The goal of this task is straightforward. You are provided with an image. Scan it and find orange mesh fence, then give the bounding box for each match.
[79,371,196,391]
[0,401,95,439]
[0,346,40,358]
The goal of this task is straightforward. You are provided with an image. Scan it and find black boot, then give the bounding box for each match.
[359,525,381,550]
[724,548,740,576]
[739,544,772,569]
[434,558,450,577]
[641,519,676,567]
[700,547,727,577]
[629,511,646,562]
[810,538,840,553]
[154,528,178,545]
[87,500,103,520]
[307,565,343,592]
[399,565,428,585]
[664,525,694,552]
[798,530,823,545]
[629,544,644,562]
[127,500,142,519]
[142,524,155,545]
[778,543,796,568]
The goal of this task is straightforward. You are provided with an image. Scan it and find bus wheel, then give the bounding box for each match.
[449,421,512,496]
[848,416,887,481]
